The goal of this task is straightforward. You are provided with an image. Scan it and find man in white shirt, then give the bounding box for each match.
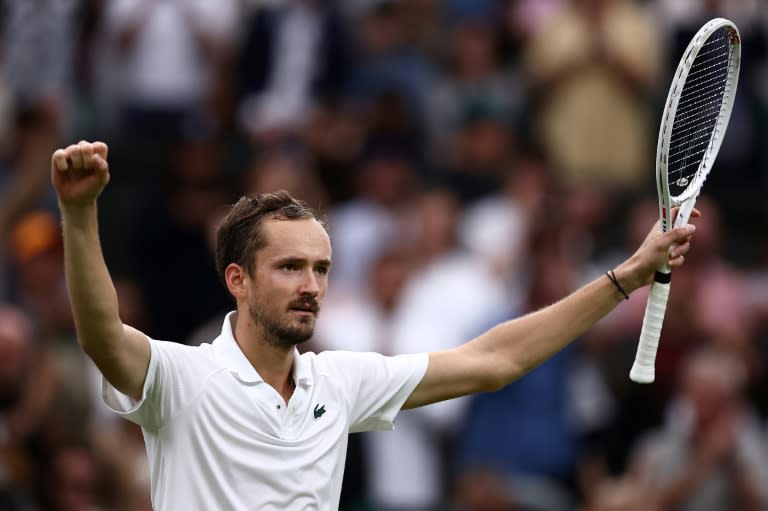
[51,141,696,510]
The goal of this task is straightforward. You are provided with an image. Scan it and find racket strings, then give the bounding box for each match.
[667,27,732,197]
[682,46,729,76]
[675,71,727,108]
[669,96,727,133]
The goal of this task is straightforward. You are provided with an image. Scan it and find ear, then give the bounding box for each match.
[224,263,249,299]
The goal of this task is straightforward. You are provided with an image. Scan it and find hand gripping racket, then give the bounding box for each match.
[630,18,741,383]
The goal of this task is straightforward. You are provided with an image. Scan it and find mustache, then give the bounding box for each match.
[288,297,320,313]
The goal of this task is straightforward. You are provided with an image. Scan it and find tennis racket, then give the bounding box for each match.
[629,18,741,383]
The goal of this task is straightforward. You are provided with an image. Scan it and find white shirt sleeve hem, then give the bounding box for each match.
[101,338,159,419]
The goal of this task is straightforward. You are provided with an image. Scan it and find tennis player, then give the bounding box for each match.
[52,141,696,510]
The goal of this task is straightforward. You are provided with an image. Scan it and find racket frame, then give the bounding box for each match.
[630,18,741,383]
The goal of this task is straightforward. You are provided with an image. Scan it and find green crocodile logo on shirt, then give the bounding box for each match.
[314,404,326,419]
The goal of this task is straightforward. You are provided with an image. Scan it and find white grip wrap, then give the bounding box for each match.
[630,274,671,383]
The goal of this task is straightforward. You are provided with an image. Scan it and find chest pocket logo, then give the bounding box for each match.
[313,404,326,419]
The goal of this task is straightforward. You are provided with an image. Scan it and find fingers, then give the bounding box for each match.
[668,254,685,268]
[662,225,695,268]
[93,141,108,161]
[670,206,701,224]
[52,141,108,173]
[79,140,93,168]
[669,241,690,259]
[91,153,109,173]
[69,142,84,170]
[666,223,695,243]
[52,149,68,171]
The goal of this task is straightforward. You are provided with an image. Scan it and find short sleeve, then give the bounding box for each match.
[101,339,208,431]
[319,351,428,433]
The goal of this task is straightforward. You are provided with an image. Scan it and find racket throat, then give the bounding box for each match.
[673,197,698,228]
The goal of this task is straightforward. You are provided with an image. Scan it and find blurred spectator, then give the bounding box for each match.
[303,102,367,203]
[7,212,105,464]
[7,211,68,335]
[432,103,515,204]
[454,209,610,511]
[502,0,567,55]
[578,477,646,511]
[0,0,79,132]
[94,420,152,511]
[628,348,768,511]
[99,0,239,141]
[347,0,435,138]
[681,199,755,356]
[0,304,39,510]
[365,90,425,168]
[328,149,417,293]
[459,151,553,290]
[428,16,522,157]
[244,149,329,213]
[525,0,661,191]
[362,188,509,510]
[0,108,61,302]
[44,445,112,511]
[124,137,233,342]
[237,0,353,143]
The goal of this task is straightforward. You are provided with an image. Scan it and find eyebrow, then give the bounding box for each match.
[274,256,332,267]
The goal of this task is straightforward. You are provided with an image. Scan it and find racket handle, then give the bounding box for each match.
[630,272,672,383]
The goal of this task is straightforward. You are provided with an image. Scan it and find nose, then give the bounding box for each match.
[299,269,320,296]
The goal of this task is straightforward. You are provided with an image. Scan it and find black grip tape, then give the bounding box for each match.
[654,271,672,284]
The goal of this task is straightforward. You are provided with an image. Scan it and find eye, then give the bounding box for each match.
[281,263,300,272]
[315,266,329,275]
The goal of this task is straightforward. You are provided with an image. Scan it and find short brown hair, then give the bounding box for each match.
[215,190,324,281]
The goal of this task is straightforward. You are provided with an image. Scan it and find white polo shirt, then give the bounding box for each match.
[102,312,428,510]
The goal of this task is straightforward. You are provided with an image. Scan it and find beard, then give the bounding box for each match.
[248,296,319,349]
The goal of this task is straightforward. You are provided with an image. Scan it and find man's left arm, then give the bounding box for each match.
[404,219,696,409]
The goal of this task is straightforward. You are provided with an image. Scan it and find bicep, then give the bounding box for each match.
[402,341,503,409]
[87,323,151,402]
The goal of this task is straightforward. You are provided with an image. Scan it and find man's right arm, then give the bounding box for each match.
[54,142,150,401]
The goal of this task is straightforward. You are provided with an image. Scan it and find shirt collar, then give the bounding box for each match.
[211,311,314,386]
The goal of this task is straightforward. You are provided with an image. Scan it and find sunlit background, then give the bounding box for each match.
[1,0,768,510]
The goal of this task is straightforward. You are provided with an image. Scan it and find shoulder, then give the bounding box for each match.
[313,349,380,368]
[312,350,428,378]
[308,350,388,382]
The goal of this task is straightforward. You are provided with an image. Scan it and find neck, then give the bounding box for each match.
[231,312,296,399]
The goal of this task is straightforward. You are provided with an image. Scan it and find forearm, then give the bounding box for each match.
[482,268,634,386]
[60,203,124,353]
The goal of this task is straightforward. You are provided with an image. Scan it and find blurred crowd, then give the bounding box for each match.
[1,0,768,510]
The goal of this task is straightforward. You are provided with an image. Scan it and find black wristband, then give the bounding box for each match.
[606,270,629,300]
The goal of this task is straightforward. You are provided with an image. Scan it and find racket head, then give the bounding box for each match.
[656,18,741,234]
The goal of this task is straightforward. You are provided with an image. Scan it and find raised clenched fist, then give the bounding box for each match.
[51,141,110,208]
